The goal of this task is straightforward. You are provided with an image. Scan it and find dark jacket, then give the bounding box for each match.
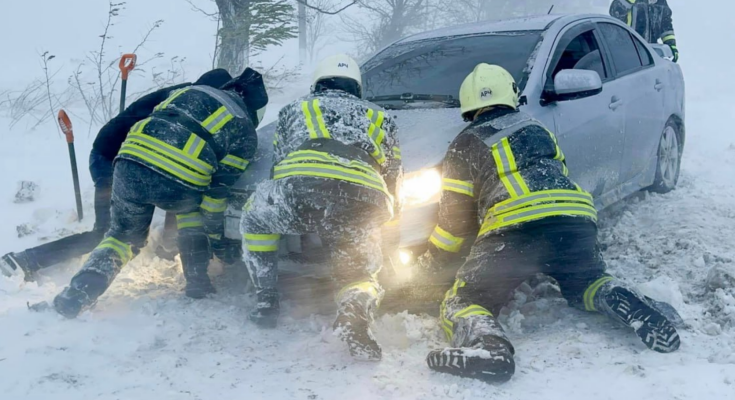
[610,0,676,45]
[92,69,233,161]
[419,108,597,270]
[273,90,403,219]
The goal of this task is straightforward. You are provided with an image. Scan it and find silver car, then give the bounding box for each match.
[224,14,685,274]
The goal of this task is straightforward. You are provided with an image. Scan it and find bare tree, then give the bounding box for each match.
[305,0,334,63]
[340,0,426,55]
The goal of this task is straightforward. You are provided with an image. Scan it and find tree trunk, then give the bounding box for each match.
[216,0,251,76]
[298,0,307,65]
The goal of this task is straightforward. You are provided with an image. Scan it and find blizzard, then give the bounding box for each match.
[1,0,734,399]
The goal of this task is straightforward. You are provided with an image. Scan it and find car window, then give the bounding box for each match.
[551,31,607,80]
[598,23,644,75]
[633,36,654,66]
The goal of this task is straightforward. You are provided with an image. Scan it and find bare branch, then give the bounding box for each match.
[295,0,358,15]
[185,0,219,19]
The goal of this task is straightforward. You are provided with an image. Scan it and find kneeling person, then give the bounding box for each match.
[241,54,403,361]
[418,64,681,383]
[53,68,268,318]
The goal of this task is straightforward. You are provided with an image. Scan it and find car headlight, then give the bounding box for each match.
[401,168,441,206]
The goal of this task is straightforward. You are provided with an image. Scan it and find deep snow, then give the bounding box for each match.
[1,0,735,399]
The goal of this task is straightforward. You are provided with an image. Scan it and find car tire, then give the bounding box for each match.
[648,120,681,194]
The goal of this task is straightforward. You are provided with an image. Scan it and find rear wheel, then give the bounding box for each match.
[649,121,681,194]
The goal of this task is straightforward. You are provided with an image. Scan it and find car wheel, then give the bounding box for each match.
[649,121,681,194]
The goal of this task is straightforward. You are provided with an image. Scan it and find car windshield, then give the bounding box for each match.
[363,32,542,109]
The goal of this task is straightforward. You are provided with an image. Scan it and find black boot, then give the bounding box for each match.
[595,284,681,353]
[249,289,280,329]
[334,295,382,361]
[427,335,515,384]
[182,261,215,299]
[53,271,109,318]
[1,252,38,281]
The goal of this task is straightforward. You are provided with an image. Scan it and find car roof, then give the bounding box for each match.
[396,14,595,43]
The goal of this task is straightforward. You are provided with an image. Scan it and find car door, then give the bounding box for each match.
[542,22,626,200]
[598,22,666,187]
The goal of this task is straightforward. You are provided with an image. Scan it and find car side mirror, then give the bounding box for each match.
[550,69,603,102]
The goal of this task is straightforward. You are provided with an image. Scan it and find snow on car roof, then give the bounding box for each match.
[398,14,563,43]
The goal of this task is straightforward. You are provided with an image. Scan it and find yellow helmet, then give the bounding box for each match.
[459,64,519,121]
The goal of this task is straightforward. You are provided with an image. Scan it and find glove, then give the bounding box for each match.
[664,40,679,63]
[210,235,242,265]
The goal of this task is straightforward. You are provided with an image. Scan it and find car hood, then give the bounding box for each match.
[232,108,468,193]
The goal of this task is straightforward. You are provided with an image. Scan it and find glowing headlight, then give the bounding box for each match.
[399,250,412,265]
[401,168,441,206]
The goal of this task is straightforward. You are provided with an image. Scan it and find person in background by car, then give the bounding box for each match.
[0,69,234,281]
[610,0,678,62]
[415,63,681,384]
[240,54,403,361]
[50,67,267,318]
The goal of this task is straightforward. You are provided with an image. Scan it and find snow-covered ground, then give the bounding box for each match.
[1,1,734,399]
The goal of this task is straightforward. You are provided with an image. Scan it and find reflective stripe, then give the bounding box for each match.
[365,109,387,164]
[154,88,190,111]
[626,10,632,26]
[189,86,247,118]
[584,276,615,312]
[177,212,204,229]
[479,203,597,236]
[492,189,593,214]
[208,234,223,240]
[440,280,466,341]
[454,305,493,319]
[429,225,465,253]
[492,138,530,197]
[119,145,211,187]
[183,134,206,157]
[661,34,676,43]
[221,154,249,171]
[336,281,381,303]
[126,131,213,174]
[302,101,319,139]
[442,178,474,197]
[201,196,227,213]
[370,145,387,165]
[243,233,281,252]
[202,106,234,134]
[96,236,133,264]
[393,147,402,160]
[312,99,331,139]
[273,163,388,195]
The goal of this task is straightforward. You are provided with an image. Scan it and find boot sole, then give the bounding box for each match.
[611,288,681,353]
[334,316,382,361]
[427,348,515,384]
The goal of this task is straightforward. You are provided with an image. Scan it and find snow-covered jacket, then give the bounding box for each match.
[273,90,403,219]
[610,0,676,45]
[420,108,596,268]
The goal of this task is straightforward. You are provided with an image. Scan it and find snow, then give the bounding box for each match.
[2,0,735,399]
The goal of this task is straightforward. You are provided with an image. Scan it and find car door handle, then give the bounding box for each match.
[655,80,664,91]
[609,96,624,111]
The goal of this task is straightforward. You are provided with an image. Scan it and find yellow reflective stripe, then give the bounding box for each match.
[429,225,465,253]
[546,129,564,162]
[491,189,594,215]
[201,196,227,213]
[584,276,615,312]
[626,11,632,26]
[208,233,223,240]
[492,138,530,198]
[183,134,207,158]
[273,163,388,195]
[243,233,281,252]
[96,236,133,264]
[302,101,319,139]
[119,145,211,187]
[281,152,376,176]
[177,212,204,229]
[154,88,190,111]
[440,279,466,341]
[370,144,387,165]
[454,305,493,319]
[202,106,233,134]
[392,147,402,160]
[312,99,331,139]
[126,132,214,174]
[442,178,474,197]
[661,34,676,43]
[384,218,400,227]
[336,281,380,302]
[479,202,598,236]
[221,154,249,171]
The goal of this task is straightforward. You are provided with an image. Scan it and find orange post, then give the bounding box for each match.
[57,110,83,221]
[118,53,137,113]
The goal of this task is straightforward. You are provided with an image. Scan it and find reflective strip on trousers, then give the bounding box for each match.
[429,225,465,253]
[154,88,190,111]
[281,151,376,175]
[177,212,204,229]
[183,134,206,157]
[583,276,615,311]
[302,100,331,139]
[126,131,214,175]
[442,178,474,197]
[273,163,388,195]
[220,154,249,171]
[202,106,234,134]
[201,196,227,213]
[243,233,281,252]
[492,189,594,215]
[119,145,212,187]
[440,279,466,341]
[454,304,493,319]
[96,236,133,265]
[480,202,598,236]
[491,137,530,198]
[336,280,381,304]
